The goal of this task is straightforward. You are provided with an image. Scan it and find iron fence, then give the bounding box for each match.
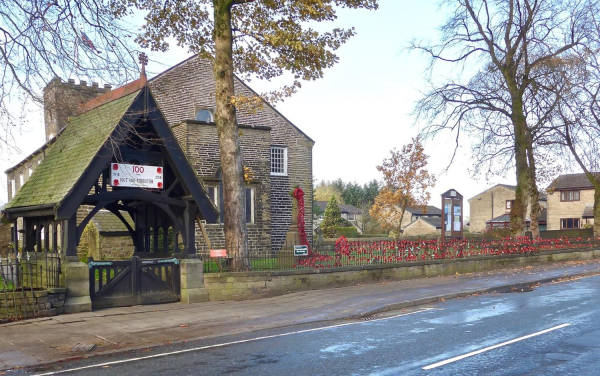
[1,252,61,322]
[201,236,599,273]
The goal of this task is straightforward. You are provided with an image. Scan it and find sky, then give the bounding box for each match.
[0,1,526,214]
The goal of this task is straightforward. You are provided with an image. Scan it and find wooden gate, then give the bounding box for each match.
[88,256,180,309]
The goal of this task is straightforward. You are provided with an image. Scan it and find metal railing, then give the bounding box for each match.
[1,252,62,322]
[201,236,598,273]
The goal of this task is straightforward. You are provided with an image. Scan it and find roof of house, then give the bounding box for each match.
[486,213,531,223]
[405,205,442,216]
[548,173,599,190]
[583,205,594,219]
[468,184,517,201]
[421,217,442,229]
[90,210,134,233]
[315,201,363,215]
[404,216,442,230]
[4,91,139,210]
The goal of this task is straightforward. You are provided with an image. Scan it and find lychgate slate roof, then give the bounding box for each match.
[405,205,442,216]
[4,92,139,210]
[548,173,599,190]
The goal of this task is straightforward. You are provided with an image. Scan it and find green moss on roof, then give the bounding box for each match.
[5,91,140,210]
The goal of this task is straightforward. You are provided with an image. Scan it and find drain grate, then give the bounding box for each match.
[360,316,375,321]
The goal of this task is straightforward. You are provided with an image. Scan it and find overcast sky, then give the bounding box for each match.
[1,1,553,214]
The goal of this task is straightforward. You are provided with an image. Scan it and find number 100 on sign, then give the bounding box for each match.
[110,163,164,189]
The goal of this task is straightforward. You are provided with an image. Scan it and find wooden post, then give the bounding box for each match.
[184,202,197,258]
[62,214,78,260]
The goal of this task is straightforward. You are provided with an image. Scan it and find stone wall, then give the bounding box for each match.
[547,189,595,230]
[402,219,438,237]
[78,222,134,261]
[204,248,600,301]
[176,121,272,253]
[0,223,11,258]
[0,288,66,320]
[43,78,111,141]
[469,186,517,232]
[149,56,314,251]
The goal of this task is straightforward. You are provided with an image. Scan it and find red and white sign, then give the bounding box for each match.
[110,163,164,189]
[210,249,228,258]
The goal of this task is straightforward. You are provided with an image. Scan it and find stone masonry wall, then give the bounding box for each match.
[176,121,272,254]
[149,56,314,252]
[0,223,11,257]
[469,186,518,233]
[547,189,595,230]
[203,249,600,301]
[0,288,66,319]
[43,78,111,141]
[78,222,134,261]
[402,219,438,237]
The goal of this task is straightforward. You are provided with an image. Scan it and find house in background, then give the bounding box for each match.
[469,184,547,233]
[547,173,597,230]
[314,201,363,223]
[314,201,363,235]
[402,217,441,237]
[400,205,442,231]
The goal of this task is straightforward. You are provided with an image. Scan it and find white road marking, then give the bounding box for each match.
[35,307,439,375]
[422,323,572,370]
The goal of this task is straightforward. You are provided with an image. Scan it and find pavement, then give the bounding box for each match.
[2,258,600,372]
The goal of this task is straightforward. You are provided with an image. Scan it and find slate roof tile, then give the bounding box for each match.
[4,92,139,210]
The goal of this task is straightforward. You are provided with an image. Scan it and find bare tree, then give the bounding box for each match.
[0,0,139,153]
[546,51,600,236]
[411,0,600,237]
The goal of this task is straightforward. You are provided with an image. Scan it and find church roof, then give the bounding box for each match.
[4,92,139,210]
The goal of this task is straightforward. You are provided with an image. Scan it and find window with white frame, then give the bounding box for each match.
[10,179,15,198]
[19,174,24,187]
[28,166,33,176]
[271,147,287,176]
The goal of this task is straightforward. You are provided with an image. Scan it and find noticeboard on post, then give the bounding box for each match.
[293,245,309,257]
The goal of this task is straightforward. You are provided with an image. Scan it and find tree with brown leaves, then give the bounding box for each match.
[370,137,435,236]
[119,0,378,270]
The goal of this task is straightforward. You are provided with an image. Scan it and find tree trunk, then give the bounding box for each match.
[526,137,541,238]
[213,0,249,270]
[509,100,529,237]
[594,189,600,239]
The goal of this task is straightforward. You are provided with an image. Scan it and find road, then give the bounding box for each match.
[21,274,600,375]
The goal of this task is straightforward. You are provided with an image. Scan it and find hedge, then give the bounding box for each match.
[336,227,359,238]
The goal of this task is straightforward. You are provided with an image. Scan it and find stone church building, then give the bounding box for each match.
[5,56,314,258]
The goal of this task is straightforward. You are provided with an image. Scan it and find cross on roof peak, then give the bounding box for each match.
[139,52,148,77]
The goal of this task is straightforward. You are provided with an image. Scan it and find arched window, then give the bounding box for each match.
[195,109,214,122]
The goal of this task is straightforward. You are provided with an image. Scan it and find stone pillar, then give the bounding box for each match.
[284,196,299,246]
[180,258,209,303]
[63,258,92,313]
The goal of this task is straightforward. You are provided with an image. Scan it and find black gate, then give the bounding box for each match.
[88,256,180,309]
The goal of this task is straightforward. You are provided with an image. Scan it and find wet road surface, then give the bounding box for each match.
[21,274,600,375]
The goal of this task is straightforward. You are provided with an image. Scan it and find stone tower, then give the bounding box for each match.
[43,78,112,141]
